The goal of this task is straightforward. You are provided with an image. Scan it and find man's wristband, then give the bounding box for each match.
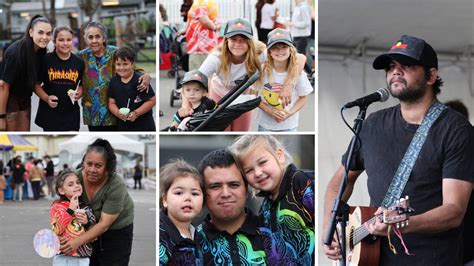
[0,113,6,119]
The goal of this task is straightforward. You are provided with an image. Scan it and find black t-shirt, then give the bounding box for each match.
[159,210,202,265]
[0,40,45,98]
[343,104,474,266]
[173,96,216,124]
[45,160,54,177]
[35,52,84,131]
[108,73,156,131]
[12,163,25,184]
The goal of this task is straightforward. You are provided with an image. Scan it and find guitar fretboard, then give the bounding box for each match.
[351,214,380,245]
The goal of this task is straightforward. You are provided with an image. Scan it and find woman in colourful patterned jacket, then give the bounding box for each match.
[79,21,151,131]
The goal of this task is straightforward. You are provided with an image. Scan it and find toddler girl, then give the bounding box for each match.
[159,159,204,265]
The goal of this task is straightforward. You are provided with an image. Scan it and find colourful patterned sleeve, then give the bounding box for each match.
[50,202,72,237]
[295,170,315,220]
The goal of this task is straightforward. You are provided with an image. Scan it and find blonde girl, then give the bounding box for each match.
[159,159,204,265]
[182,17,306,131]
[257,28,313,131]
[230,135,315,265]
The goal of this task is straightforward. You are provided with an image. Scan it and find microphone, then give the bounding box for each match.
[344,88,390,108]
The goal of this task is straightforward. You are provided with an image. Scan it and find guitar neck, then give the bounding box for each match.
[352,214,380,246]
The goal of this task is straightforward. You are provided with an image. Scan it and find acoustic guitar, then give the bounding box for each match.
[335,196,413,266]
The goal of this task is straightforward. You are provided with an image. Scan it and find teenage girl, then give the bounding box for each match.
[0,15,52,131]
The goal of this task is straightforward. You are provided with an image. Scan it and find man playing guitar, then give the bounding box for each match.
[322,35,474,265]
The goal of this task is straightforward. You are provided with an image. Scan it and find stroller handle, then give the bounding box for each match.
[193,70,260,131]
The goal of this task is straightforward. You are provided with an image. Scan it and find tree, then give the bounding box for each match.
[41,0,56,27]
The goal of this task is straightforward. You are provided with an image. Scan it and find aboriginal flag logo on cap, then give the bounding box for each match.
[229,21,248,33]
[391,41,408,51]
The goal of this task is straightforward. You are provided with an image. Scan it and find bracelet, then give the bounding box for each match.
[0,113,6,119]
[66,208,75,216]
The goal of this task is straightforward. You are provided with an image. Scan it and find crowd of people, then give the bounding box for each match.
[1,154,58,202]
[0,16,156,132]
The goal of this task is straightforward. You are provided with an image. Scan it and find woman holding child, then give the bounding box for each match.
[60,139,134,266]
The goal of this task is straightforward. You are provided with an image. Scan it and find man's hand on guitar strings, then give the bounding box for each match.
[365,207,389,236]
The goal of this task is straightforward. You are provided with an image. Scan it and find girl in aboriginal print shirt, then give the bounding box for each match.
[230,135,315,265]
[159,159,204,266]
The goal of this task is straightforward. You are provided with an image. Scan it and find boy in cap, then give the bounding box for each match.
[323,35,474,265]
[171,70,216,128]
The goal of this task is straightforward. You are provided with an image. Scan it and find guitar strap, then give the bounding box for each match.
[381,101,447,208]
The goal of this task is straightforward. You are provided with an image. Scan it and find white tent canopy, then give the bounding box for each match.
[59,134,145,159]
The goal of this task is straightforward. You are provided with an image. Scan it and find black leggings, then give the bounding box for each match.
[90,223,134,266]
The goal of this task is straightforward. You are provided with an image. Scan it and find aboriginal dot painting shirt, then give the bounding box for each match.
[197,210,268,265]
[257,164,315,265]
[78,45,117,126]
[159,210,203,266]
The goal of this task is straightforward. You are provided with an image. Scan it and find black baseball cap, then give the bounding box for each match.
[224,18,253,39]
[373,35,438,70]
[267,28,294,49]
[180,70,208,91]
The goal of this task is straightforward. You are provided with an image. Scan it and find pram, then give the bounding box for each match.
[159,23,188,107]
[168,32,188,107]
[162,70,261,132]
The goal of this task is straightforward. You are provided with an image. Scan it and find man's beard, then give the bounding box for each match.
[387,77,428,103]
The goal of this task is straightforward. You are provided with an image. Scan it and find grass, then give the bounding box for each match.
[137,48,156,62]
[135,62,156,76]
[135,49,156,74]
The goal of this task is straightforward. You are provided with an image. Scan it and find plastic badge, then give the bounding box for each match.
[33,229,60,258]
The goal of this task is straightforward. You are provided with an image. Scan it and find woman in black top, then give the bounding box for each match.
[0,15,52,131]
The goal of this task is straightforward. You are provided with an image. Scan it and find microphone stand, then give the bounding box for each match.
[324,105,368,266]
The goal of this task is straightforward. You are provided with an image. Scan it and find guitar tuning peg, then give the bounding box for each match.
[406,220,409,226]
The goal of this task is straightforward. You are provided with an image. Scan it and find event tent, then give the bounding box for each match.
[0,134,38,151]
[58,135,144,157]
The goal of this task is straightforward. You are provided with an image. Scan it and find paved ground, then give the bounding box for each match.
[158,70,316,131]
[29,78,157,132]
[0,181,156,266]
